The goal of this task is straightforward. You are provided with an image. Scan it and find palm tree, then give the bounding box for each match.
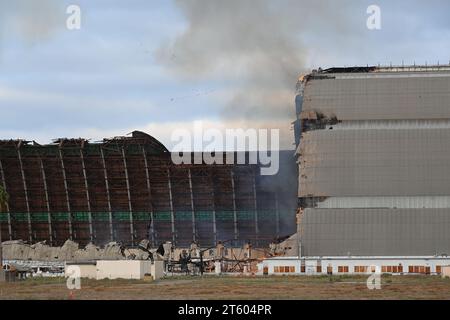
[0,185,8,278]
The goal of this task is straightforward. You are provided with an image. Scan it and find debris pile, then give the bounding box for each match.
[2,240,125,261]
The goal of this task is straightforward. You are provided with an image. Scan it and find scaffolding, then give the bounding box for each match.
[0,131,297,248]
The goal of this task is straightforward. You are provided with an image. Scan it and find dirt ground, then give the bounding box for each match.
[1,275,450,300]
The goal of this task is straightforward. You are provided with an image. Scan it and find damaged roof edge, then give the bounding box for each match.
[312,63,450,75]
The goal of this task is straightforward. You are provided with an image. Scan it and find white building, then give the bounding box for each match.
[258,256,450,276]
[65,260,164,280]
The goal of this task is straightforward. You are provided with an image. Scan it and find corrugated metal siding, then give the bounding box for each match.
[301,208,450,256]
[297,69,450,257]
[301,73,450,121]
[317,196,450,209]
[299,128,450,197]
[329,119,450,130]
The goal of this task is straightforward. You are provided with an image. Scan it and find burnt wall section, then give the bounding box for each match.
[0,131,297,248]
[300,71,450,121]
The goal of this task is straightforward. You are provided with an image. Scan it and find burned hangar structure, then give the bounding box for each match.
[0,131,297,248]
[294,65,450,257]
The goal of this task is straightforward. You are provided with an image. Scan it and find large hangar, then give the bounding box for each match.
[294,65,450,258]
[0,131,297,248]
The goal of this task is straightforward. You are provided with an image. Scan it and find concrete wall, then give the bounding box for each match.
[77,265,97,279]
[151,261,164,280]
[65,264,97,279]
[65,260,161,280]
[96,260,152,280]
[442,266,450,278]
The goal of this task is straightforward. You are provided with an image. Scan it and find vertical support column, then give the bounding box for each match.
[39,158,53,246]
[209,167,217,245]
[274,192,280,238]
[79,148,93,243]
[17,144,32,243]
[167,168,176,245]
[58,147,73,240]
[252,168,259,244]
[100,148,114,241]
[121,147,134,246]
[187,168,196,243]
[142,147,155,246]
[230,169,238,242]
[0,159,12,240]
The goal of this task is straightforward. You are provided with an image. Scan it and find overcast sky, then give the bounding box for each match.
[0,0,449,150]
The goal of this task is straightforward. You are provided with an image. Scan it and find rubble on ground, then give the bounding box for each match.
[1,240,126,261]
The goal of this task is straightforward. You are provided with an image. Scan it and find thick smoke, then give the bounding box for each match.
[156,0,355,149]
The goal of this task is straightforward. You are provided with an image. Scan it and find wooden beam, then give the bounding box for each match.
[230,169,238,241]
[0,159,12,240]
[209,167,217,245]
[167,168,176,245]
[274,191,280,238]
[79,149,93,243]
[100,148,114,241]
[187,168,196,243]
[58,147,73,240]
[121,147,134,246]
[39,158,53,246]
[252,168,259,244]
[17,145,32,243]
[142,147,155,246]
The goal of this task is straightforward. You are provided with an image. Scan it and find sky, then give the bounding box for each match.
[0,0,450,150]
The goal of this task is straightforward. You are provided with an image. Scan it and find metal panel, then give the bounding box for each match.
[301,208,450,256]
[301,72,450,121]
[317,196,450,209]
[299,128,450,197]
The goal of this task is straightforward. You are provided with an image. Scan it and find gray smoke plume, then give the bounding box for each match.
[0,0,62,45]
[156,0,357,149]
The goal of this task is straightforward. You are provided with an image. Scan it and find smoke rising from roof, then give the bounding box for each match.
[157,0,305,120]
[156,0,357,149]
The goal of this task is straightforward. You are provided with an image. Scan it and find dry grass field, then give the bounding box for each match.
[1,275,450,300]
